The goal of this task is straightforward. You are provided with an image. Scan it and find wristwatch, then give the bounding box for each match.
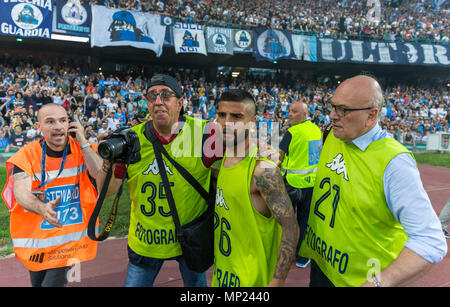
[80,142,91,150]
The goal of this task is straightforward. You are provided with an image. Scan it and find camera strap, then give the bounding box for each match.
[87,160,129,242]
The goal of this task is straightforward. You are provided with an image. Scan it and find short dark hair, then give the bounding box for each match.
[220,89,256,104]
[219,89,256,115]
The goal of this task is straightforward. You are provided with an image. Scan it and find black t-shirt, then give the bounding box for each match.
[12,141,97,189]
[96,104,107,119]
[41,96,52,105]
[85,96,98,114]
[13,142,72,174]
[10,133,26,147]
[279,130,292,155]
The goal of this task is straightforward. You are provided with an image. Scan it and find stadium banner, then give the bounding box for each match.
[253,27,295,61]
[160,14,175,27]
[316,38,450,66]
[0,0,53,39]
[292,35,317,62]
[160,14,174,46]
[90,5,166,57]
[163,23,173,46]
[205,26,233,55]
[53,0,91,36]
[173,22,207,55]
[233,29,252,53]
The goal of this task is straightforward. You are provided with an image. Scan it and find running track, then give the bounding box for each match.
[1,163,449,287]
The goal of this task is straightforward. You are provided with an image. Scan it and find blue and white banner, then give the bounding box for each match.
[160,14,175,26]
[233,29,252,53]
[206,26,233,55]
[316,38,450,66]
[173,22,207,55]
[253,27,295,61]
[54,0,91,36]
[292,34,317,62]
[91,5,166,57]
[0,0,52,39]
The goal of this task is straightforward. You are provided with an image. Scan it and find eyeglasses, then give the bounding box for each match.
[147,90,177,102]
[326,99,374,117]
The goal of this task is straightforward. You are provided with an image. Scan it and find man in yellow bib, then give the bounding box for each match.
[97,74,221,287]
[279,101,322,268]
[212,89,299,287]
[299,75,447,287]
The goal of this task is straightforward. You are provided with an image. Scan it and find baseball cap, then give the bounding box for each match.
[148,74,183,98]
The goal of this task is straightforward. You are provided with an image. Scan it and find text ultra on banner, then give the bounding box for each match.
[316,38,450,66]
[0,0,53,39]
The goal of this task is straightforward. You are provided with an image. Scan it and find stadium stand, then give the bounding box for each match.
[86,0,449,44]
[0,0,448,162]
[0,55,448,157]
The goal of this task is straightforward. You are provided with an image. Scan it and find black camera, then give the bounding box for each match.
[98,126,141,164]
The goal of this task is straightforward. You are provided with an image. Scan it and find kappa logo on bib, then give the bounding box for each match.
[215,187,229,210]
[142,158,173,176]
[326,153,349,181]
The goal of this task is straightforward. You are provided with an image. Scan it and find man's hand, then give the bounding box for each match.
[256,142,280,165]
[40,197,62,228]
[68,118,87,145]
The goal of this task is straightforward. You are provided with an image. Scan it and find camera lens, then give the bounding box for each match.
[98,138,127,161]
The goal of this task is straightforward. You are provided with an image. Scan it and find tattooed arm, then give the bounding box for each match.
[253,160,300,287]
[13,170,62,228]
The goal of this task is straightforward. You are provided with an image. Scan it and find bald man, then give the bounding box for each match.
[278,101,322,269]
[299,75,447,287]
[3,103,103,286]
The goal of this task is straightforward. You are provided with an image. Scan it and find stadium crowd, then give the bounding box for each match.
[0,57,448,153]
[82,0,449,44]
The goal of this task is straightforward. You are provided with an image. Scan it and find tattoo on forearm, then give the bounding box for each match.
[255,167,300,280]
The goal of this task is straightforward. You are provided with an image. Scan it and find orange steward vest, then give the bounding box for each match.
[2,137,98,271]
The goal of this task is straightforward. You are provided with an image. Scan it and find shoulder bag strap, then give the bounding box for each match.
[144,121,212,207]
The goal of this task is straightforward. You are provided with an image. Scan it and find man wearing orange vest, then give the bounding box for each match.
[2,103,103,287]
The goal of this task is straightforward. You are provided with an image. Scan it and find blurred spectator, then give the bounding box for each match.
[0,53,447,157]
[6,125,25,153]
[0,129,9,150]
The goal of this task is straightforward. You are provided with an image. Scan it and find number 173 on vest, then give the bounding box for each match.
[41,184,83,230]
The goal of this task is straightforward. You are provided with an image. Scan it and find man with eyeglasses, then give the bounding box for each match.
[98,74,221,287]
[299,75,447,287]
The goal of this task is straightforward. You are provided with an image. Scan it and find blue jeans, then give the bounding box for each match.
[124,246,207,287]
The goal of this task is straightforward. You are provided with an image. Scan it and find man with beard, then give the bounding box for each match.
[212,89,299,287]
